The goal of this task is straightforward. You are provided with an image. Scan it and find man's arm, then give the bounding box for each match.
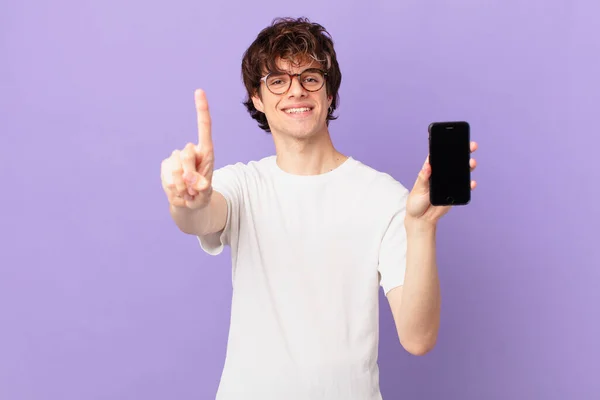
[386,219,441,356]
[170,190,228,236]
[385,141,478,356]
[161,88,228,237]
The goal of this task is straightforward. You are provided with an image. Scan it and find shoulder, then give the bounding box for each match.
[348,158,410,204]
[210,156,278,199]
[213,155,277,180]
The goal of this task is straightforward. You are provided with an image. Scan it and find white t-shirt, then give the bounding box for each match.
[198,155,409,400]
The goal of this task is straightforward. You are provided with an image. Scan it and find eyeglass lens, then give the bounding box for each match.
[266,69,325,94]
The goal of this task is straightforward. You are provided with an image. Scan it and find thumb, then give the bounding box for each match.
[184,171,210,192]
[412,157,431,194]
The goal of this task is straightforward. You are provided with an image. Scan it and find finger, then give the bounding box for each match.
[180,144,197,179]
[412,156,431,193]
[170,152,187,194]
[196,146,214,177]
[187,186,199,197]
[195,89,213,148]
[179,144,200,195]
[470,158,477,171]
[161,159,174,187]
[188,173,211,193]
[169,192,187,208]
[471,180,477,190]
[470,141,478,153]
[173,172,187,195]
[421,155,430,179]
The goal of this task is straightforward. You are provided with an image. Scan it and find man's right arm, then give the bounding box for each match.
[161,89,226,237]
[169,190,227,236]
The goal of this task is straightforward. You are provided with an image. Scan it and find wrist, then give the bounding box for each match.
[404,216,437,236]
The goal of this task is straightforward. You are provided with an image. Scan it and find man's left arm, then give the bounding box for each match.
[387,141,478,356]
[386,220,440,356]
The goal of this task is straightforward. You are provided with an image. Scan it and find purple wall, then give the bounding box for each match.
[2,0,599,399]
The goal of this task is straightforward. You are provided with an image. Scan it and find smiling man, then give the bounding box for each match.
[161,17,478,400]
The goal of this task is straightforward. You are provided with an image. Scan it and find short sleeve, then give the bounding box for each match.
[378,188,409,295]
[197,163,244,256]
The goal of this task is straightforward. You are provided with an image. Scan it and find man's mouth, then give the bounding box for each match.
[284,107,313,114]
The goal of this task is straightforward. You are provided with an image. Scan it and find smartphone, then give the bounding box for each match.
[428,121,471,206]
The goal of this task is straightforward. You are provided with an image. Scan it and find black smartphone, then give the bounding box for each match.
[428,121,471,206]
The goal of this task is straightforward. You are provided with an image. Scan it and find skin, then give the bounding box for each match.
[251,59,348,176]
[161,56,479,356]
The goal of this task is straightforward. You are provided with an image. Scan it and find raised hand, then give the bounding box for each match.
[161,89,215,210]
[406,141,478,224]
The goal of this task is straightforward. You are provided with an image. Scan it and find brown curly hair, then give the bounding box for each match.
[241,17,342,133]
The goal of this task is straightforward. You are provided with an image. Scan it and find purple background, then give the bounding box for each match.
[2,0,599,399]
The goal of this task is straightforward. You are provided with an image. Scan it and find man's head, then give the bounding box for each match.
[241,17,342,140]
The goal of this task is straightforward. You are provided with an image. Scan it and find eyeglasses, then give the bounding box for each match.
[260,68,328,95]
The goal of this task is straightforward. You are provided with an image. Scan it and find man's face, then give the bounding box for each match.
[252,58,332,140]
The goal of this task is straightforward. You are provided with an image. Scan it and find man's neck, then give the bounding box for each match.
[271,130,348,176]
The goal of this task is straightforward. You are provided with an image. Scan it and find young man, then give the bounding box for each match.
[161,17,478,400]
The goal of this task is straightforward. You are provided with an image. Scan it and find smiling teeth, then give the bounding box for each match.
[285,107,311,114]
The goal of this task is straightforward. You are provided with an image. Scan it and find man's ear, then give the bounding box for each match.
[252,92,265,113]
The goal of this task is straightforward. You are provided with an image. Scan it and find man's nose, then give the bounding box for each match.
[287,75,307,96]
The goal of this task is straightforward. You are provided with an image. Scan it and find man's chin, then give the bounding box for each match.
[284,127,323,140]
[271,120,328,141]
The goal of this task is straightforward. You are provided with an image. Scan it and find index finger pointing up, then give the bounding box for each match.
[195,89,212,148]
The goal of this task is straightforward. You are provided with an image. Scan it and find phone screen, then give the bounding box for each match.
[428,121,471,206]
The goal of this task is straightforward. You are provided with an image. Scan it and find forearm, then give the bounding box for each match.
[397,219,441,353]
[170,192,227,236]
